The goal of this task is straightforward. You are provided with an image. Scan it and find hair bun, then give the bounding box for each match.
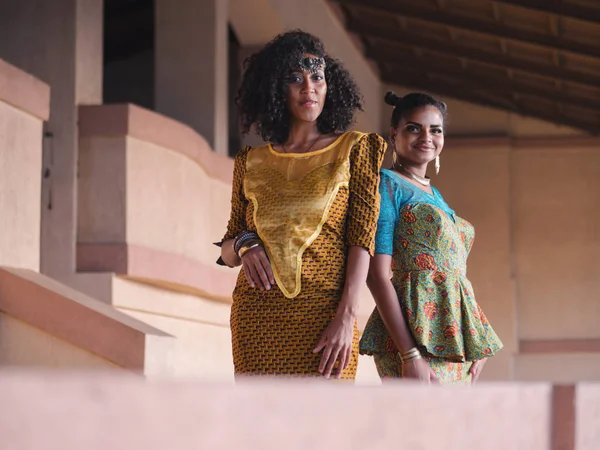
[384,91,402,107]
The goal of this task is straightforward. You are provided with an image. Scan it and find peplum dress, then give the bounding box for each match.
[359,169,503,384]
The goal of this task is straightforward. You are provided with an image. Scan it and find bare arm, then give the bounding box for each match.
[366,254,416,353]
[337,245,371,318]
[314,245,370,378]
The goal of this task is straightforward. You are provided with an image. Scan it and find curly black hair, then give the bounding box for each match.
[385,91,448,128]
[237,30,363,144]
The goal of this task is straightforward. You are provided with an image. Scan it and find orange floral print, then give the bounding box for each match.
[432,271,447,285]
[415,326,423,335]
[444,322,459,338]
[415,253,437,270]
[424,301,438,320]
[403,210,417,223]
[478,305,489,325]
[426,214,434,223]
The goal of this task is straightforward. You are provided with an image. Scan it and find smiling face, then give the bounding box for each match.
[286,54,327,124]
[390,105,445,167]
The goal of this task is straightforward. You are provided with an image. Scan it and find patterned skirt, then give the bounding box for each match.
[372,351,473,385]
[230,276,359,379]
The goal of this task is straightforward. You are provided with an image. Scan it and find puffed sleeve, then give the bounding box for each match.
[214,147,250,265]
[345,133,387,255]
[374,171,400,255]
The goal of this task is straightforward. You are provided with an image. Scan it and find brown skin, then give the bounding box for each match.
[368,105,485,383]
[221,54,370,379]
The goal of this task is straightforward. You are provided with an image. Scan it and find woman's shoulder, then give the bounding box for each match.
[345,131,387,160]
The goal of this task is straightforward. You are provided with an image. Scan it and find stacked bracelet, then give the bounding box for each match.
[399,347,422,363]
[234,231,263,258]
[233,231,259,255]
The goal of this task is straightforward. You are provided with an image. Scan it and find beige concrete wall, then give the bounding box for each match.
[0,100,44,271]
[77,106,231,268]
[125,136,231,263]
[513,146,600,341]
[0,314,118,370]
[112,277,234,380]
[434,144,517,380]
[0,266,175,377]
[0,0,103,283]
[433,137,600,382]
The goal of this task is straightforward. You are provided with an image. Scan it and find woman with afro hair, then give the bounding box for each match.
[216,30,386,379]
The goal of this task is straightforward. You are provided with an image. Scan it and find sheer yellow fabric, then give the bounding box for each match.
[244,132,366,298]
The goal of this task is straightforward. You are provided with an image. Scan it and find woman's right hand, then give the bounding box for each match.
[241,246,275,290]
[402,358,439,384]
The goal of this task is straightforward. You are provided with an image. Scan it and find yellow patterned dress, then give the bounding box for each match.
[219,132,386,378]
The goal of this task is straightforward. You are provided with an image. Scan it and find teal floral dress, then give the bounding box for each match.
[359,169,503,384]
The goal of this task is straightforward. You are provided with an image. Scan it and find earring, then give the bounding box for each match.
[392,150,398,167]
[435,155,440,175]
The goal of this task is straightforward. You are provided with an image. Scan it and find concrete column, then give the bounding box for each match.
[0,0,103,282]
[155,0,229,156]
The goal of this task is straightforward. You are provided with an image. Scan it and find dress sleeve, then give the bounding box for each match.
[374,171,399,255]
[214,147,250,266]
[345,133,387,255]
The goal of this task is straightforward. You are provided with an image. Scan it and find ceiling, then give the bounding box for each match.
[330,0,600,134]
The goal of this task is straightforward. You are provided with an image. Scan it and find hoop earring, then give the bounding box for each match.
[435,155,440,175]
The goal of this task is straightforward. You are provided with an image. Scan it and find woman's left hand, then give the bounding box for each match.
[313,315,354,379]
[469,359,487,384]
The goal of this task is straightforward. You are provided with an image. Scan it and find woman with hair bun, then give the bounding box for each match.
[359,91,502,384]
[216,30,386,380]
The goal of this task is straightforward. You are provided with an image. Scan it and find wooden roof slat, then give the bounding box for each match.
[492,0,600,26]
[335,0,600,60]
[347,19,600,89]
[379,56,600,113]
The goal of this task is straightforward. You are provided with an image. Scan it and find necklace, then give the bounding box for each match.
[282,134,321,154]
[393,163,431,186]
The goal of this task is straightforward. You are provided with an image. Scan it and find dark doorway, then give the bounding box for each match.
[103,0,155,109]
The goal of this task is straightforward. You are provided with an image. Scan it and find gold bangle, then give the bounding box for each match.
[400,347,420,358]
[238,242,262,258]
[399,347,422,363]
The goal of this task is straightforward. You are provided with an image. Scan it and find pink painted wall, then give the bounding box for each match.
[0,373,576,450]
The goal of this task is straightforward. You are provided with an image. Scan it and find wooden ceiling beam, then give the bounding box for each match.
[379,56,600,113]
[380,68,598,134]
[346,19,600,89]
[335,0,600,59]
[492,0,600,26]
